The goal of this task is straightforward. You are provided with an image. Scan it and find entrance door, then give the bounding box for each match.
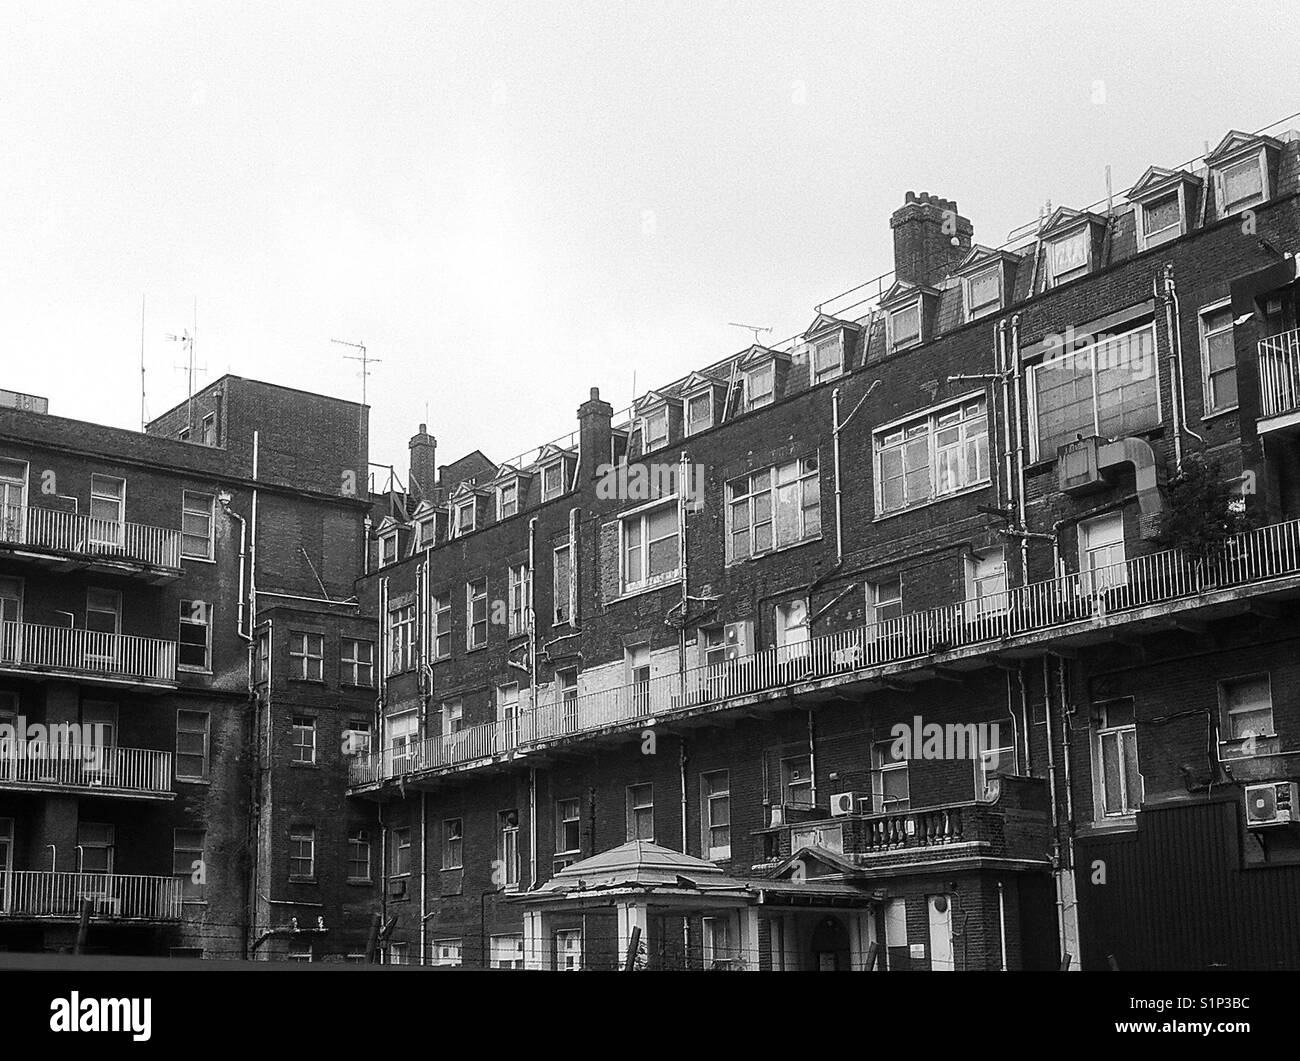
[0,577,22,663]
[0,459,27,544]
[928,894,955,971]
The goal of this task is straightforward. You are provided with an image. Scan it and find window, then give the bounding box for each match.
[430,939,462,967]
[541,462,565,501]
[497,481,518,519]
[887,302,922,350]
[702,916,733,968]
[172,829,205,901]
[1218,152,1266,214]
[508,563,530,637]
[347,827,371,881]
[872,738,909,812]
[556,929,582,972]
[965,548,1007,620]
[490,934,524,970]
[341,638,374,687]
[466,579,488,649]
[1029,324,1159,460]
[1079,512,1127,593]
[745,363,775,410]
[442,819,463,869]
[388,605,416,672]
[288,825,315,879]
[1219,675,1274,754]
[642,407,669,451]
[291,716,317,764]
[442,699,463,735]
[181,491,214,560]
[78,822,114,874]
[175,599,210,670]
[386,711,418,774]
[498,810,520,888]
[627,783,654,841]
[812,334,843,383]
[875,399,988,514]
[621,504,680,592]
[1200,303,1237,415]
[964,265,1002,321]
[1046,228,1090,286]
[380,530,398,566]
[727,457,820,561]
[867,577,903,626]
[553,544,572,624]
[685,391,712,434]
[780,754,813,807]
[89,474,124,546]
[390,826,411,876]
[176,710,210,780]
[555,797,581,854]
[453,498,476,537]
[701,770,731,860]
[289,631,323,681]
[1139,190,1183,249]
[1094,698,1142,816]
[432,594,451,659]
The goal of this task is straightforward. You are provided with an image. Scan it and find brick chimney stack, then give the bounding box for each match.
[890,191,974,288]
[408,423,438,504]
[577,387,613,485]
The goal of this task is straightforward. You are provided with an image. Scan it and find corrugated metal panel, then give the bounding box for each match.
[1075,798,1300,970]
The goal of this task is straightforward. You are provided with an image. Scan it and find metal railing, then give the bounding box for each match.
[1258,329,1300,419]
[351,516,1300,786]
[0,871,183,920]
[0,504,183,569]
[0,622,177,683]
[0,742,172,795]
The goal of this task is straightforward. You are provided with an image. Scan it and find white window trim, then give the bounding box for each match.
[872,392,990,515]
[962,265,1003,322]
[1214,146,1269,217]
[1198,297,1237,417]
[1136,185,1187,251]
[886,301,923,351]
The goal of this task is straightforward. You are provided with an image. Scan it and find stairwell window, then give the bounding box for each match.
[1093,698,1142,816]
[875,398,988,514]
[1200,302,1237,415]
[181,491,214,560]
[621,504,679,593]
[466,579,488,649]
[726,458,820,562]
[701,770,731,861]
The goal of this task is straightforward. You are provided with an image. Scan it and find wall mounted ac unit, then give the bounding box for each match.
[830,791,866,817]
[1245,781,1298,827]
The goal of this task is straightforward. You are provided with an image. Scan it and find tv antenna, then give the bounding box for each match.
[167,299,205,434]
[729,322,772,346]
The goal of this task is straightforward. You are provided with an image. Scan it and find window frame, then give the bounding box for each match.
[1199,299,1237,417]
[180,490,215,561]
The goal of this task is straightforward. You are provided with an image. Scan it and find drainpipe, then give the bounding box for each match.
[1010,316,1028,584]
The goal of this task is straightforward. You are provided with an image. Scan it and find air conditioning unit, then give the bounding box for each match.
[1245,781,1298,827]
[830,791,866,817]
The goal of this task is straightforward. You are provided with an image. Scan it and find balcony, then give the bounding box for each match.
[1258,328,1300,428]
[0,871,183,922]
[350,517,1300,789]
[0,742,173,799]
[0,622,177,688]
[0,504,182,578]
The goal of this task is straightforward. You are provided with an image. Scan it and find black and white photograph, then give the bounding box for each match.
[0,0,1296,1043]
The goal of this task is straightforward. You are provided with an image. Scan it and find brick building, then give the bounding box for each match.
[346,124,1300,971]
[0,376,377,959]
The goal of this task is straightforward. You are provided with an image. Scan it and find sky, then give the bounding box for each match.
[1,0,1295,480]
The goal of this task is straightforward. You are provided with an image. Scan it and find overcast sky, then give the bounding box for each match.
[1,1,1294,480]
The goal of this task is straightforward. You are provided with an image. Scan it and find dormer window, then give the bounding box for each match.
[642,407,669,451]
[685,391,712,435]
[541,461,565,502]
[497,480,518,519]
[453,498,476,537]
[812,334,843,383]
[887,302,922,351]
[746,363,775,410]
[1219,153,1266,214]
[964,265,1002,321]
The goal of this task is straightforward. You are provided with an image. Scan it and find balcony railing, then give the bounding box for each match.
[1258,328,1300,419]
[0,871,183,921]
[0,504,182,570]
[0,622,177,683]
[351,516,1300,787]
[0,742,172,795]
